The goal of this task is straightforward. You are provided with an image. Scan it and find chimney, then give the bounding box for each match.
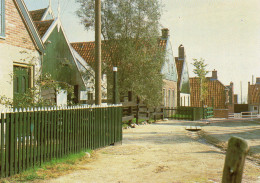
[212,69,217,80]
[161,28,169,39]
[256,77,260,84]
[178,44,185,60]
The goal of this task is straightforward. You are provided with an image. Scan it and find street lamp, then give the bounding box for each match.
[113,67,118,104]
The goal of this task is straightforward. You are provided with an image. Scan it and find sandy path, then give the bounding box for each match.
[41,120,260,183]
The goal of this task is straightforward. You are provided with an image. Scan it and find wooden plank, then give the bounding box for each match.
[26,111,30,170]
[18,112,23,173]
[5,113,10,177]
[14,111,18,173]
[9,113,14,176]
[122,115,134,122]
[22,111,26,172]
[122,101,136,107]
[1,112,5,177]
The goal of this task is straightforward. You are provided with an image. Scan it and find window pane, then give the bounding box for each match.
[21,76,26,93]
[14,77,18,93]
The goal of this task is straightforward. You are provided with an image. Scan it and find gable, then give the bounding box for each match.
[42,25,85,89]
[248,84,260,104]
[190,77,227,109]
[180,60,190,94]
[161,39,178,82]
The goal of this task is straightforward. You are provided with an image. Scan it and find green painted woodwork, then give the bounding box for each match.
[161,39,178,82]
[42,26,85,90]
[180,61,191,94]
[13,66,30,96]
[0,106,122,178]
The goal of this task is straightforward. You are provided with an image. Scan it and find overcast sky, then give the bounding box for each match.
[24,0,260,103]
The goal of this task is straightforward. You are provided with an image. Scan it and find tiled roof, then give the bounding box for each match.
[34,20,54,38]
[29,8,47,21]
[189,77,228,109]
[248,83,260,104]
[175,57,184,87]
[71,39,167,68]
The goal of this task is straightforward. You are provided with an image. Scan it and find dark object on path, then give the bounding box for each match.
[185,126,202,131]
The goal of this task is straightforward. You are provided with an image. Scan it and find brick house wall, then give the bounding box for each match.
[0,0,36,50]
[213,109,229,118]
[0,0,41,109]
[163,79,178,108]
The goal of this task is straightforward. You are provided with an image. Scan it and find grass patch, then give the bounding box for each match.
[4,150,94,182]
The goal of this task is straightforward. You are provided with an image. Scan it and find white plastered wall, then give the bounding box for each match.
[0,43,41,110]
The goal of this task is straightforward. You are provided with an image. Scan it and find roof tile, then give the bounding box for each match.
[189,77,228,109]
[34,19,54,38]
[29,8,47,21]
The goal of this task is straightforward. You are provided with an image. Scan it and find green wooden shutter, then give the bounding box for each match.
[13,66,30,96]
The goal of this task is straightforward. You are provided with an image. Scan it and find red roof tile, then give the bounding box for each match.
[189,77,228,109]
[29,8,47,21]
[34,20,54,38]
[71,39,167,69]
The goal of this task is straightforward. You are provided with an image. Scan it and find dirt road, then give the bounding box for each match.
[41,119,260,183]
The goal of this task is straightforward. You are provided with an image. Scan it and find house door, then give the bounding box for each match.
[13,66,30,97]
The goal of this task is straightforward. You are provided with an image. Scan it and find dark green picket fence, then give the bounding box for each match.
[203,107,214,119]
[0,105,122,178]
[164,106,214,121]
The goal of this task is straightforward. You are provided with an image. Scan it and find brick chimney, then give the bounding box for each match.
[212,69,217,80]
[161,28,169,39]
[256,77,260,84]
[178,44,185,60]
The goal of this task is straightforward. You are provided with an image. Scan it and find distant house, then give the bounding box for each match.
[248,77,260,114]
[28,3,103,104]
[71,28,178,107]
[175,45,191,107]
[0,0,44,109]
[225,82,234,113]
[190,70,233,118]
[160,28,178,108]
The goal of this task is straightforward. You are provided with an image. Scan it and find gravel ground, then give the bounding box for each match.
[39,119,260,183]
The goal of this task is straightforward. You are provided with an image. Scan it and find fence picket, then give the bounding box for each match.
[0,105,122,177]
[5,112,10,177]
[10,112,14,176]
[1,112,5,177]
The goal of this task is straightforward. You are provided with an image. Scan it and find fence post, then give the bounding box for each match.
[222,137,249,183]
[128,91,133,126]
[136,97,140,125]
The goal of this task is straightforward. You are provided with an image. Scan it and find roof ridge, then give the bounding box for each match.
[34,19,55,23]
[71,41,95,44]
[29,7,48,13]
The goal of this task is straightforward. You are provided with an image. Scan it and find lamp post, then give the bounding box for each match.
[95,0,101,105]
[113,67,118,104]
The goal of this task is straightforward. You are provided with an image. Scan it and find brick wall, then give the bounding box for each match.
[213,109,229,118]
[0,0,36,50]
[163,79,178,108]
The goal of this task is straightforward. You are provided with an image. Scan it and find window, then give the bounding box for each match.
[0,0,5,37]
[13,66,30,96]
[253,106,258,111]
[172,90,175,108]
[163,89,166,107]
[88,92,94,101]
